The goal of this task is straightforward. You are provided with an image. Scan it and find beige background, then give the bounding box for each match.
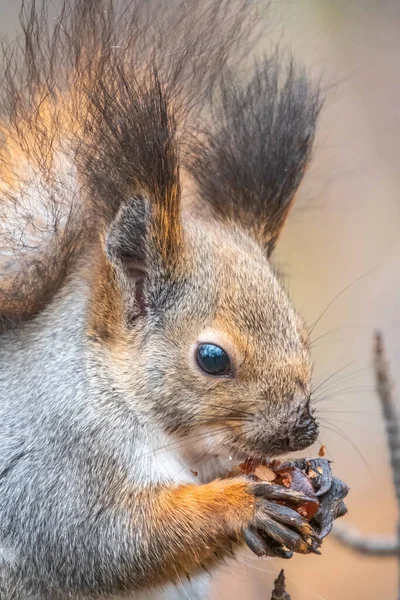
[2,1,400,598]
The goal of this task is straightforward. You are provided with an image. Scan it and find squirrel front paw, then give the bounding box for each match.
[243,482,322,558]
[220,478,322,559]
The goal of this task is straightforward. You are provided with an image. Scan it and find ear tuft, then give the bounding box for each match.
[186,55,322,255]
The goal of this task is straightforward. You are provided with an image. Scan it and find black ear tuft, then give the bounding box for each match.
[186,54,322,254]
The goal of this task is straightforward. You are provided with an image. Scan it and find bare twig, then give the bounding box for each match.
[271,569,291,600]
[333,331,400,598]
[333,523,399,556]
[374,332,400,511]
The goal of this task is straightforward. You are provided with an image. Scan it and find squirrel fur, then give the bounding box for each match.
[0,1,322,598]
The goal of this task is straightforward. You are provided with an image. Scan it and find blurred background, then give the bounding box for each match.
[1,1,400,598]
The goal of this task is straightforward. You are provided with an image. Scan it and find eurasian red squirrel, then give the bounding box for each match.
[0,1,346,598]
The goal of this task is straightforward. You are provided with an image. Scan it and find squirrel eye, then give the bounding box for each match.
[196,344,232,376]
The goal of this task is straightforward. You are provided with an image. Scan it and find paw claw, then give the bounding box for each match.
[251,483,318,509]
[244,527,268,557]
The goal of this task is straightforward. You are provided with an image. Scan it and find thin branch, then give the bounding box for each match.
[271,569,291,600]
[333,331,400,600]
[333,523,399,556]
[374,331,400,510]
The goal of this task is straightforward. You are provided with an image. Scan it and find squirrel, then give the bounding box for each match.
[0,1,325,599]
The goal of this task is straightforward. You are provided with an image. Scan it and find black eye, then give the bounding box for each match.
[196,344,232,376]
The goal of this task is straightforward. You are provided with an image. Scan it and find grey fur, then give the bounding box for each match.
[0,278,203,599]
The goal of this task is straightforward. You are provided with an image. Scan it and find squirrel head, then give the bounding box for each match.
[0,0,320,461]
[85,57,321,462]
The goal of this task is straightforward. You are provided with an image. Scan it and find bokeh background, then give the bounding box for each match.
[2,1,400,598]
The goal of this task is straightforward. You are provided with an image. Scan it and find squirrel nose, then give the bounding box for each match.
[288,418,319,451]
[288,396,319,451]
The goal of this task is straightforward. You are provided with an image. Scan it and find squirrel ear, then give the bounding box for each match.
[105,197,149,317]
[105,188,183,319]
[186,57,321,256]
[80,63,184,327]
[88,189,182,341]
[106,197,148,270]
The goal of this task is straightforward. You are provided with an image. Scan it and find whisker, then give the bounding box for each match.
[309,267,378,335]
[320,422,373,476]
[138,424,243,459]
[312,364,372,395]
[318,409,380,416]
[314,384,373,402]
[314,389,374,406]
[310,324,365,346]
[319,416,365,430]
[312,356,369,395]
[314,385,374,402]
